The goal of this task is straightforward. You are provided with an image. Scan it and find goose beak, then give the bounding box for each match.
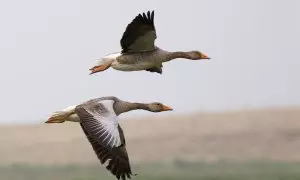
[162,105,173,111]
[200,53,210,60]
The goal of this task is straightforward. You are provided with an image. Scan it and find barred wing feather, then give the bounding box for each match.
[75,99,134,180]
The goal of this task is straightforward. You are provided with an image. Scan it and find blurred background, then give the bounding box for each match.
[0,0,300,179]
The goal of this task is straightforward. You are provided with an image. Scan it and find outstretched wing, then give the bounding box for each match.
[120,10,157,53]
[75,99,134,180]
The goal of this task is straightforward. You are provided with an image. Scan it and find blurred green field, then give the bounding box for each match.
[1,161,300,180]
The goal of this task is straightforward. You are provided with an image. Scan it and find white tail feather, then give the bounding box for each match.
[46,105,77,123]
[94,52,120,66]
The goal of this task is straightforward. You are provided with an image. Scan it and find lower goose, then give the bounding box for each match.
[45,96,173,180]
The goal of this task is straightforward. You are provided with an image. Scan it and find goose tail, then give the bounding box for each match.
[89,53,119,75]
[45,105,76,123]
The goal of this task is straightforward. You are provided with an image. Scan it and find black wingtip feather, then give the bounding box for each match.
[137,10,154,25]
[151,11,154,24]
[147,11,151,21]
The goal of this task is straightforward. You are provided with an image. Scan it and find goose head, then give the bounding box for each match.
[147,102,173,112]
[187,51,210,60]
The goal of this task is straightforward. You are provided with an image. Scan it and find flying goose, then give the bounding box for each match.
[45,96,173,180]
[90,10,210,75]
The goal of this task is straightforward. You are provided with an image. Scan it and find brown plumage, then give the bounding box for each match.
[89,10,210,75]
[45,96,173,180]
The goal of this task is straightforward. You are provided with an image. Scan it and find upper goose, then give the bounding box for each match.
[45,96,172,180]
[90,10,210,75]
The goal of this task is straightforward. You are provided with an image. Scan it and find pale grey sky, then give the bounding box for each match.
[0,0,299,124]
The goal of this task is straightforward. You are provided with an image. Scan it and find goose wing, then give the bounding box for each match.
[75,99,134,180]
[120,10,156,53]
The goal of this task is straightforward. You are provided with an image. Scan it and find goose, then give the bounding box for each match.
[90,10,210,75]
[45,96,173,180]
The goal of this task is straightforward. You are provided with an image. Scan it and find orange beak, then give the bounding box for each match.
[200,53,210,59]
[162,105,173,111]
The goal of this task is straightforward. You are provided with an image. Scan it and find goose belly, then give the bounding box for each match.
[111,61,154,71]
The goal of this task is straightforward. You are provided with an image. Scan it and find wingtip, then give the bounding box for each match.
[147,10,154,15]
[137,10,155,22]
[141,10,154,15]
[151,10,154,22]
